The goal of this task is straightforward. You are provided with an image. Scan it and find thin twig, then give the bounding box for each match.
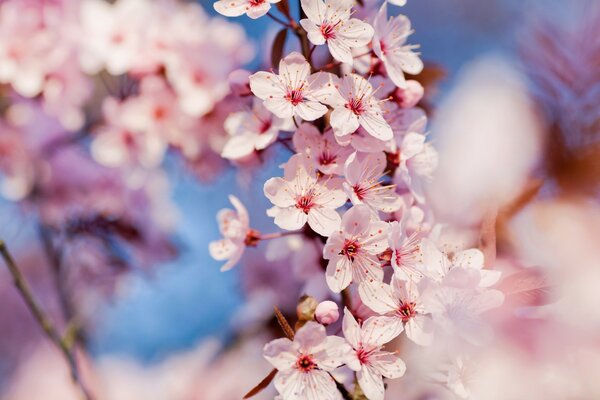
[267,12,292,27]
[0,241,93,400]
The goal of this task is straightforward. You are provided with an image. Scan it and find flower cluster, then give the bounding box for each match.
[210,0,504,398]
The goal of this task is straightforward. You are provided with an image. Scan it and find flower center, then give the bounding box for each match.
[248,0,266,6]
[285,88,305,106]
[345,97,366,115]
[320,22,338,40]
[318,150,336,166]
[296,354,316,372]
[296,192,315,214]
[353,184,368,200]
[397,301,417,323]
[356,347,372,365]
[340,239,360,260]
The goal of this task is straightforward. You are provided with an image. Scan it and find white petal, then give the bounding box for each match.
[358,281,399,314]
[264,338,298,370]
[308,207,341,236]
[362,315,404,346]
[357,366,385,400]
[326,256,353,293]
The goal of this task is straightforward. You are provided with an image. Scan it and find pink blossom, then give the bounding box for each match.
[323,204,388,292]
[372,3,423,89]
[343,152,402,213]
[343,308,406,400]
[393,80,424,109]
[222,99,294,160]
[299,0,374,64]
[250,52,337,121]
[359,276,435,346]
[388,220,423,281]
[263,321,353,400]
[315,300,340,325]
[328,73,393,140]
[292,123,353,175]
[394,132,438,203]
[78,0,147,75]
[209,195,251,271]
[419,239,501,288]
[421,278,504,346]
[214,0,281,20]
[264,155,347,236]
[91,97,167,170]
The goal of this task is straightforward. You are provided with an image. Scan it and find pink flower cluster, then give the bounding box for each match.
[209,0,505,398]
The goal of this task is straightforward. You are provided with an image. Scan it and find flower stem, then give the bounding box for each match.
[267,12,292,28]
[259,231,300,240]
[0,240,94,400]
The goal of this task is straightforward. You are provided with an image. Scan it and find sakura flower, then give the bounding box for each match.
[263,321,353,400]
[222,99,294,160]
[91,97,167,170]
[79,0,147,75]
[299,0,374,64]
[328,73,393,140]
[388,220,423,281]
[292,123,353,175]
[372,4,423,89]
[209,195,252,271]
[394,131,438,203]
[323,204,388,292]
[419,239,501,288]
[343,309,406,400]
[343,152,403,213]
[421,278,504,346]
[359,276,435,346]
[250,52,337,121]
[393,80,424,109]
[264,155,347,236]
[214,0,281,20]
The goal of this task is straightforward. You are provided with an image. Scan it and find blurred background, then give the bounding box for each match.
[1,0,599,398]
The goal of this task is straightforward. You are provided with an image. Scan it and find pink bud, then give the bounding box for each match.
[395,80,424,109]
[228,69,252,96]
[315,301,339,325]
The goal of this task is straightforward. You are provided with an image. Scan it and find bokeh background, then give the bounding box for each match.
[0,0,596,398]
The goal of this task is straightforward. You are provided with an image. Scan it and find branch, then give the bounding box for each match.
[0,241,94,400]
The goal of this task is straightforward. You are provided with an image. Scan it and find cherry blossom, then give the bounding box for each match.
[359,275,435,346]
[394,131,439,203]
[388,220,423,281]
[343,308,406,400]
[299,0,374,64]
[328,73,393,140]
[323,204,388,292]
[249,52,337,121]
[90,97,167,170]
[292,123,353,175]
[372,3,423,89]
[263,321,353,400]
[421,278,504,346]
[343,152,403,213]
[419,239,502,288]
[222,99,294,160]
[208,195,251,271]
[214,0,281,20]
[264,155,347,236]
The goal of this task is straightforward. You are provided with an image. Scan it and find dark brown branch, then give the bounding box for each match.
[0,240,94,400]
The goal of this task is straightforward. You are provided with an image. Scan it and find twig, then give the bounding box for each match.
[0,241,93,400]
[267,12,292,28]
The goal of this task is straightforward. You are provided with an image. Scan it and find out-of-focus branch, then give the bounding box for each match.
[0,240,94,400]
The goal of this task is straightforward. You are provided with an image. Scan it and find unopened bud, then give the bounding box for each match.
[315,301,339,325]
[296,296,318,322]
